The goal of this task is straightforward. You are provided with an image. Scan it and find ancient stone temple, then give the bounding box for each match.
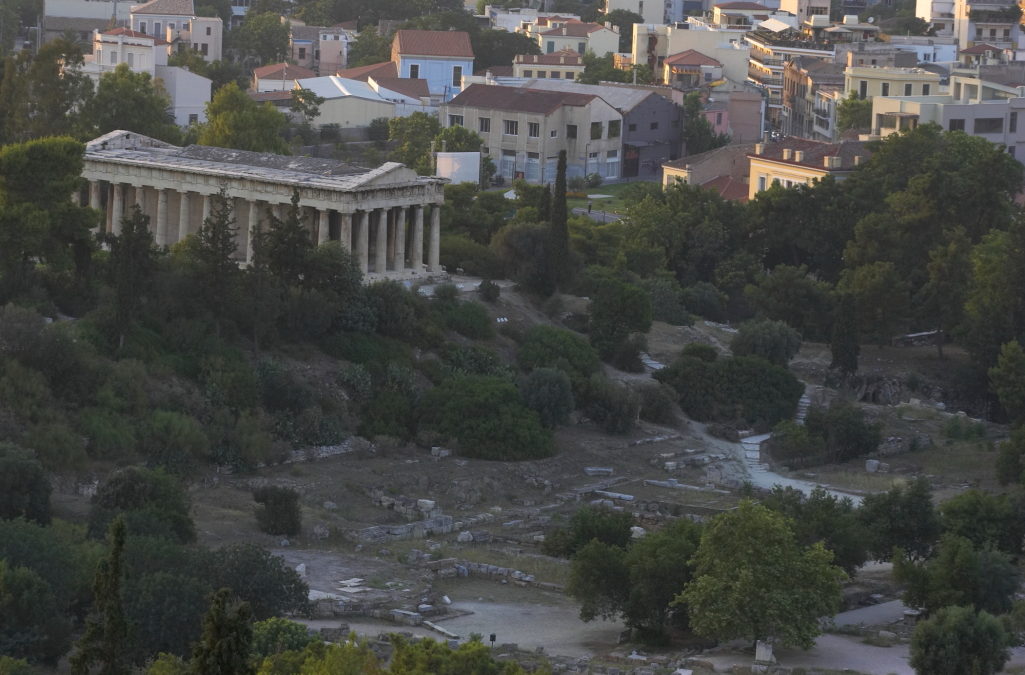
[79,130,447,280]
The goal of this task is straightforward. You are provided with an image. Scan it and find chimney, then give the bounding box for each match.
[854,154,864,165]
[793,150,804,162]
[562,27,567,35]
[782,148,792,160]
[754,142,765,154]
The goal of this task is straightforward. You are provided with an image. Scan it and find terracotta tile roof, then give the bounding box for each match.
[249,90,293,103]
[447,83,596,114]
[336,20,358,31]
[749,137,871,171]
[372,76,429,99]
[100,27,168,45]
[665,49,722,67]
[335,61,397,81]
[539,22,607,37]
[253,62,316,80]
[514,48,584,65]
[130,0,195,15]
[960,43,1000,54]
[714,1,771,9]
[701,175,750,202]
[393,29,474,58]
[536,16,579,26]
[478,65,514,76]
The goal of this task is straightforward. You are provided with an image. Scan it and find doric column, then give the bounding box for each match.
[111,183,124,236]
[374,208,387,274]
[178,191,191,241]
[135,185,146,213]
[318,209,330,245]
[428,204,441,273]
[201,193,212,224]
[394,207,407,272]
[246,200,260,264]
[88,181,101,210]
[156,189,168,245]
[340,213,352,251]
[357,210,369,274]
[412,205,424,270]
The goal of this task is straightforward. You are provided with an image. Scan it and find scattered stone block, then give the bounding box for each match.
[295,563,307,577]
[584,467,614,476]
[630,526,646,539]
[323,501,337,510]
[457,530,473,543]
[865,459,880,473]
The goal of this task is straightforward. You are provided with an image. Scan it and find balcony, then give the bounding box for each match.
[749,51,784,67]
[969,5,1021,22]
[746,29,835,52]
[749,67,783,85]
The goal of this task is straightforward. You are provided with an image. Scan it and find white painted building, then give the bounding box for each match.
[130,0,223,62]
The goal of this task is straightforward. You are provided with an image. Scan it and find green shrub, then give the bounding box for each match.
[638,383,677,425]
[681,282,727,321]
[518,325,601,387]
[681,342,718,362]
[477,279,500,302]
[253,486,302,537]
[542,505,634,557]
[320,332,412,368]
[805,400,881,462]
[768,420,825,463]
[730,319,802,367]
[521,368,574,428]
[441,301,494,339]
[640,273,691,326]
[251,618,318,659]
[439,234,504,278]
[580,375,640,434]
[441,344,509,377]
[139,410,210,475]
[88,467,195,543]
[358,390,416,440]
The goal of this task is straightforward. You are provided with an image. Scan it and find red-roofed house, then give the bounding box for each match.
[253,62,316,92]
[536,21,619,57]
[391,29,475,101]
[747,137,870,199]
[335,61,398,81]
[663,49,724,89]
[443,83,622,183]
[512,49,584,80]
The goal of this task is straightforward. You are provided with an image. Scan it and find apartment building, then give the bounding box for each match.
[536,21,621,57]
[747,137,870,198]
[289,22,354,76]
[844,64,944,99]
[512,50,585,79]
[633,22,752,85]
[953,0,1022,56]
[392,29,475,102]
[782,57,844,138]
[442,84,623,182]
[129,0,222,62]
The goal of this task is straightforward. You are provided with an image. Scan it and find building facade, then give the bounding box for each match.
[536,21,621,57]
[130,0,222,62]
[79,131,447,279]
[781,56,844,138]
[844,64,944,99]
[392,29,475,102]
[747,137,869,198]
[512,50,585,79]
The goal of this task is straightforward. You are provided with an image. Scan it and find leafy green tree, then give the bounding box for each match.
[347,26,392,67]
[579,374,640,433]
[124,571,210,663]
[589,278,652,361]
[235,13,290,65]
[88,467,196,544]
[963,216,1025,371]
[858,477,940,561]
[604,9,643,51]
[389,635,530,675]
[290,87,325,125]
[996,428,1025,485]
[910,606,1008,675]
[139,410,210,476]
[520,367,574,428]
[622,519,703,636]
[990,340,1025,425]
[836,91,871,132]
[830,292,859,375]
[72,517,130,675]
[107,205,159,350]
[388,112,441,174]
[566,539,629,624]
[896,534,1018,615]
[252,486,302,536]
[578,52,652,85]
[0,517,96,616]
[549,149,569,289]
[679,500,845,649]
[761,486,868,576]
[543,504,634,557]
[253,191,313,287]
[0,38,92,143]
[189,588,254,675]
[804,399,881,463]
[251,618,318,659]
[0,443,50,524]
[472,28,540,72]
[207,544,309,620]
[916,229,971,359]
[682,92,730,155]
[838,261,910,346]
[517,325,601,390]
[78,63,179,143]
[434,125,495,183]
[0,656,36,675]
[0,560,72,665]
[729,318,801,367]
[940,489,1024,556]
[180,189,240,334]
[198,83,289,154]
[745,265,834,341]
[419,375,554,460]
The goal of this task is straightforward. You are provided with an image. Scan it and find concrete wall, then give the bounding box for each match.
[315,96,397,128]
[622,93,684,176]
[156,66,211,126]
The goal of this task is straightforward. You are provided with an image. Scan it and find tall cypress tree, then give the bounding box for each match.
[189,188,240,336]
[189,588,255,675]
[548,150,569,290]
[107,205,157,351]
[71,517,129,675]
[831,292,860,376]
[538,184,552,223]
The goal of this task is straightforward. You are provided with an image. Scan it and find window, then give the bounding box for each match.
[608,120,621,138]
[184,21,190,30]
[500,149,516,177]
[590,121,602,139]
[715,112,722,125]
[169,22,175,29]
[567,124,577,139]
[650,121,659,130]
[452,65,462,87]
[1010,146,1017,158]
[523,69,533,77]
[605,149,619,178]
[298,47,306,59]
[201,43,208,55]
[479,117,490,133]
[564,71,575,79]
[140,21,147,33]
[127,52,134,66]
[315,49,320,60]
[537,70,546,78]
[448,114,463,127]
[922,84,930,95]
[974,117,1003,133]
[550,129,558,138]
[546,41,555,53]
[577,42,585,53]
[528,122,540,137]
[409,64,419,78]
[110,50,117,64]
[904,83,912,96]
[758,175,767,191]
[859,80,867,99]
[990,28,996,37]
[503,119,518,135]
[628,123,636,131]
[525,152,540,181]
[1005,28,1011,38]
[154,22,161,34]
[881,82,889,96]
[949,118,965,131]
[188,113,199,124]
[205,26,211,36]
[1011,111,1018,133]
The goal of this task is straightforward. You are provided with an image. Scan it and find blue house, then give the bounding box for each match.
[391,29,475,103]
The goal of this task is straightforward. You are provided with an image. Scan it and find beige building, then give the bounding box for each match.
[747,137,869,199]
[844,65,944,99]
[778,0,830,24]
[605,0,664,25]
[289,21,354,75]
[662,142,756,201]
[536,20,621,57]
[129,0,223,62]
[632,23,751,85]
[512,49,585,79]
[253,62,316,93]
[443,83,623,182]
[79,130,447,279]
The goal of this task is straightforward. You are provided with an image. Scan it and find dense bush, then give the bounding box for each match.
[251,618,319,659]
[477,279,500,302]
[681,342,718,362]
[253,486,302,537]
[681,282,727,321]
[730,319,803,367]
[518,325,601,388]
[439,234,504,278]
[88,467,195,543]
[520,368,575,428]
[439,300,494,339]
[804,399,881,462]
[580,375,640,434]
[0,443,51,525]
[543,505,634,557]
[640,273,691,326]
[638,383,678,425]
[419,375,553,460]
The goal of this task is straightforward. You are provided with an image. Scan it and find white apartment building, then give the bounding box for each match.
[130,0,222,62]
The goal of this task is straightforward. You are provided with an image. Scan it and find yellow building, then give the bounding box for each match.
[747,138,869,199]
[512,49,585,79]
[844,65,944,100]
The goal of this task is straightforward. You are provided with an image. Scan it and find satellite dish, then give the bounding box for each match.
[868,16,875,22]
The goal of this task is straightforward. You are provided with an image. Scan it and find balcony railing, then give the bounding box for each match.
[969,5,1021,22]
[749,51,784,67]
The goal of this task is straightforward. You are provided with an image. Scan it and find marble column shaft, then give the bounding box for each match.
[178,191,191,240]
[156,189,168,245]
[374,208,387,274]
[357,210,369,275]
[394,207,407,272]
[412,205,424,270]
[428,204,441,273]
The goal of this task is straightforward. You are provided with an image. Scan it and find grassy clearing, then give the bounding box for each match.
[566,180,654,216]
